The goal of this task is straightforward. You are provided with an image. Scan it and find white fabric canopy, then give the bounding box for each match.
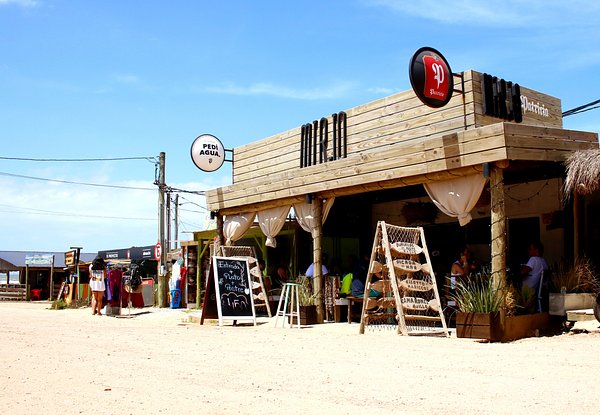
[293,198,335,233]
[257,206,291,248]
[223,212,256,245]
[423,174,487,226]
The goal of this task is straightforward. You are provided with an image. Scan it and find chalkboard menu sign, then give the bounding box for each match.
[203,256,256,326]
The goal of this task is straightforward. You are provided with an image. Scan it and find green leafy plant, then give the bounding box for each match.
[51,299,68,310]
[450,275,503,314]
[297,276,318,306]
[517,285,537,315]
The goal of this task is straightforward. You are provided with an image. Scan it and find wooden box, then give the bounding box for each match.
[291,305,318,325]
[456,312,501,341]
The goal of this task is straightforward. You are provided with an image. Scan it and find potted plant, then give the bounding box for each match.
[293,276,318,325]
[451,275,503,341]
[548,257,600,316]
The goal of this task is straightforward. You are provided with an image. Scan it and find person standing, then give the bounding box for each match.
[520,242,549,292]
[89,255,107,316]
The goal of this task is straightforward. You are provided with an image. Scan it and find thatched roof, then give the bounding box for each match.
[564,149,600,197]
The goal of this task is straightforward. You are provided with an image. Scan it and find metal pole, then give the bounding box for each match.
[166,192,171,251]
[158,152,167,307]
[174,194,179,249]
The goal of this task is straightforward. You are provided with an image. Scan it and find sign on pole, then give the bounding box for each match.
[190,134,226,172]
[409,46,454,108]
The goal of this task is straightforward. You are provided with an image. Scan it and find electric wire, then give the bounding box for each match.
[0,171,156,191]
[177,195,208,211]
[0,156,156,162]
[0,203,155,221]
[562,98,600,117]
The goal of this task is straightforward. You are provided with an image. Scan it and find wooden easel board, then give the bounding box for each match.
[359,221,448,337]
[201,256,256,326]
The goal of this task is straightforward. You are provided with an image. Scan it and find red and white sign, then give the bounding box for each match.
[422,54,450,101]
[408,47,454,108]
[154,242,162,260]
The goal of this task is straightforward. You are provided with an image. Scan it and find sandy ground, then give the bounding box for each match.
[1,302,599,415]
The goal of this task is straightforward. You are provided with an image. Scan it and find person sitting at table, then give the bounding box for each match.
[270,263,289,289]
[305,253,329,278]
[450,246,475,279]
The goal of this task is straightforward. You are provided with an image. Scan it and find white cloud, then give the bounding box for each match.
[113,73,141,85]
[365,0,600,28]
[0,173,210,252]
[205,80,356,100]
[0,0,38,7]
[367,86,398,95]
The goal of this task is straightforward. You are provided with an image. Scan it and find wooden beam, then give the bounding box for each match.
[312,197,324,324]
[490,165,507,299]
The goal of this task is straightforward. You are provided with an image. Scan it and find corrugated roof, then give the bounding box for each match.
[0,251,97,270]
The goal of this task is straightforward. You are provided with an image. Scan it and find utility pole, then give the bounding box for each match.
[158,152,167,307]
[166,192,171,251]
[174,194,179,249]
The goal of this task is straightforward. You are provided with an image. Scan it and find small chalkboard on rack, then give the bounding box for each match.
[200,256,256,326]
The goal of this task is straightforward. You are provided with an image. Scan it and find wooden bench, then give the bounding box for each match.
[0,284,26,301]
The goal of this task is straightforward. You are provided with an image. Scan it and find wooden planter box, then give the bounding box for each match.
[501,312,550,342]
[456,312,501,341]
[291,305,318,325]
[457,311,550,342]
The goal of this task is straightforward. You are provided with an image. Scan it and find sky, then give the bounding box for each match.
[1,0,599,254]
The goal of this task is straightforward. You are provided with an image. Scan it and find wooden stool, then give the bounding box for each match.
[274,282,301,328]
[347,296,364,324]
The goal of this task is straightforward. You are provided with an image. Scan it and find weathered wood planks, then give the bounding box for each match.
[206,70,598,213]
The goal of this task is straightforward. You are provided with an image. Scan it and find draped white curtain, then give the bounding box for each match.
[223,212,256,245]
[257,206,291,248]
[293,197,335,233]
[423,175,487,226]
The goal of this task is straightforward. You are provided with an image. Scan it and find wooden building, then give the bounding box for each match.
[204,69,599,321]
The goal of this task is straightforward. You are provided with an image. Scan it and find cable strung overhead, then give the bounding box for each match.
[562,99,600,117]
[0,156,156,162]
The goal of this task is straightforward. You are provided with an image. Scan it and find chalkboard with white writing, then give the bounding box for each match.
[211,256,256,326]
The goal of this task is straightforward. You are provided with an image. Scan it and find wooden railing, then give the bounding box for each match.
[0,284,26,301]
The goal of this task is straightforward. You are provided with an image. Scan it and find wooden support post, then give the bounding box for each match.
[25,264,29,301]
[573,192,580,260]
[216,213,224,248]
[49,260,54,301]
[490,164,507,331]
[312,197,324,323]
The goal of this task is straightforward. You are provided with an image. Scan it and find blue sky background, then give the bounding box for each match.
[1,0,599,253]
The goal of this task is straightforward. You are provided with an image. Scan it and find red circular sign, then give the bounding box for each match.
[409,47,454,108]
[154,243,162,260]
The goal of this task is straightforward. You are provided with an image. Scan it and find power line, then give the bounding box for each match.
[0,171,156,191]
[167,186,206,195]
[0,204,155,221]
[177,195,208,211]
[0,156,156,162]
[562,98,600,117]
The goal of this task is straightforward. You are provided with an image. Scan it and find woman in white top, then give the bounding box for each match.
[89,255,106,316]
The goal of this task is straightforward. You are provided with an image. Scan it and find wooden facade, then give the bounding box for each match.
[206,70,597,214]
